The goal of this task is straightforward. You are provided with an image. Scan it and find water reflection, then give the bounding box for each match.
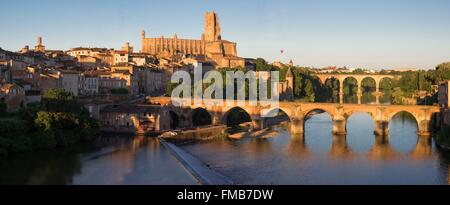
[346,112,375,153]
[286,134,310,159]
[366,135,398,161]
[0,136,197,185]
[181,113,446,184]
[0,112,449,185]
[304,113,332,153]
[329,135,354,159]
[389,112,418,152]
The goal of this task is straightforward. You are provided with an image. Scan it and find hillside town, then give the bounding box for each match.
[2,0,450,190]
[1,12,449,137]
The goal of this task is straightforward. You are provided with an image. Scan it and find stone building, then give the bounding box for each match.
[121,42,134,54]
[37,70,81,96]
[66,47,109,58]
[77,55,102,68]
[34,37,45,53]
[439,81,449,109]
[136,67,168,96]
[100,103,171,134]
[278,67,294,101]
[0,83,25,111]
[438,81,450,128]
[141,12,245,68]
[113,50,129,65]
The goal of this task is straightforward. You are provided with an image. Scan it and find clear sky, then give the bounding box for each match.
[1,0,450,70]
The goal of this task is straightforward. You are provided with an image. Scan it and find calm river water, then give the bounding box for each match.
[1,112,449,185]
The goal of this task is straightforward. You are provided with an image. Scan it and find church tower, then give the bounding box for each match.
[34,36,45,52]
[204,11,221,42]
[283,67,294,101]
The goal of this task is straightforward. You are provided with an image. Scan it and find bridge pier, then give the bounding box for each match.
[290,117,304,134]
[375,134,389,145]
[211,113,222,125]
[418,120,432,136]
[374,120,389,136]
[357,82,362,104]
[375,84,380,104]
[339,81,344,104]
[252,118,265,130]
[332,118,346,135]
[330,134,350,157]
[375,95,380,104]
[290,132,305,142]
[411,134,432,158]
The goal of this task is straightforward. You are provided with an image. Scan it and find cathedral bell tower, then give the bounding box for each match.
[204,11,221,42]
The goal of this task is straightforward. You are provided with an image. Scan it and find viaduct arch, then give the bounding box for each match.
[314,74,399,104]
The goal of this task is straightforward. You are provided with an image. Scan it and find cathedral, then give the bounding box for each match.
[141,12,245,68]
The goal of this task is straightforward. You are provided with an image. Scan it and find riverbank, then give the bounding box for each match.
[159,138,234,185]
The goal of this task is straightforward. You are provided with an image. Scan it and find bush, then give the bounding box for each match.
[30,132,57,149]
[0,88,100,157]
[8,135,32,153]
[0,119,33,155]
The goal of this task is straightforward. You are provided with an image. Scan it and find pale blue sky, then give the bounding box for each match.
[1,0,450,69]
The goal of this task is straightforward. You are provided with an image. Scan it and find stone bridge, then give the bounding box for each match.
[313,74,400,104]
[150,97,439,137]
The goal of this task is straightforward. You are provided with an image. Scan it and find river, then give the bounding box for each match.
[1,112,449,185]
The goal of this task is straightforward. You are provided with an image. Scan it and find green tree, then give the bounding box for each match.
[254,58,273,71]
[42,88,82,114]
[391,87,404,104]
[435,62,450,81]
[303,79,315,102]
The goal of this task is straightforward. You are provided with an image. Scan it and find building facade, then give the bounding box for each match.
[0,83,25,111]
[438,81,450,128]
[141,12,245,68]
[439,81,449,109]
[100,104,171,133]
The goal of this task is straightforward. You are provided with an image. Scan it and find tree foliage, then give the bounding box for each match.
[0,89,99,157]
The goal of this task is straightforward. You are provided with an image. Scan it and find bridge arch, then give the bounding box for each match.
[345,110,375,121]
[379,76,394,85]
[378,77,394,104]
[263,107,292,119]
[263,108,291,127]
[323,77,341,103]
[301,108,334,147]
[345,112,376,151]
[343,76,359,104]
[191,107,212,126]
[388,111,420,152]
[303,108,335,120]
[361,76,376,83]
[361,77,377,104]
[222,106,253,127]
[387,110,420,127]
